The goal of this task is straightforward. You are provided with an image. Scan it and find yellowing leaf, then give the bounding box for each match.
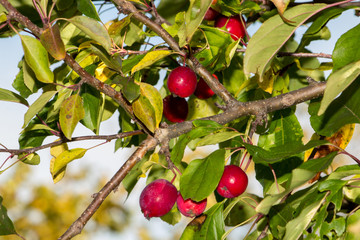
[59,95,85,139]
[50,141,69,183]
[40,24,66,60]
[21,35,54,83]
[131,50,172,74]
[52,148,87,177]
[304,124,355,162]
[132,83,163,132]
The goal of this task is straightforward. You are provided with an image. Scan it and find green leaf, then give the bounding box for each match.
[132,83,162,132]
[283,193,326,240]
[66,16,112,52]
[244,140,327,164]
[131,50,172,74]
[244,4,327,81]
[0,88,28,106]
[23,60,39,94]
[333,23,360,71]
[298,8,343,51]
[122,154,151,195]
[196,131,241,147]
[180,149,225,201]
[187,95,219,120]
[114,76,140,102]
[224,193,261,226]
[89,43,122,71]
[77,0,100,21]
[80,85,101,133]
[160,205,182,226]
[318,60,360,115]
[23,89,57,128]
[258,109,303,150]
[21,35,54,83]
[51,148,87,176]
[256,153,335,215]
[309,79,360,136]
[197,26,234,70]
[59,94,85,139]
[327,164,360,180]
[157,0,189,24]
[0,196,17,236]
[171,122,224,164]
[40,24,66,60]
[178,0,212,47]
[346,209,360,239]
[19,152,40,165]
[180,202,225,240]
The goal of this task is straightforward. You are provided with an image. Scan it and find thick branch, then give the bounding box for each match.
[58,136,158,240]
[113,0,237,106]
[160,81,327,140]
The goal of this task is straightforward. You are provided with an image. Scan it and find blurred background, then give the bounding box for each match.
[0,1,359,239]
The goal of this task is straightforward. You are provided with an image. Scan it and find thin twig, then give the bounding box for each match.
[0,130,144,155]
[58,136,158,240]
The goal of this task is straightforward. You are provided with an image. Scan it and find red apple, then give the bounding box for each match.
[176,193,207,218]
[163,95,188,123]
[139,179,178,219]
[216,165,248,198]
[167,66,197,98]
[194,74,217,99]
[215,15,246,41]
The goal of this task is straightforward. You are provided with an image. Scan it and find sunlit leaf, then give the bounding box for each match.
[59,94,85,139]
[132,83,162,132]
[131,50,172,74]
[318,60,360,115]
[52,148,87,177]
[23,89,57,128]
[50,141,69,183]
[187,95,219,120]
[283,193,326,240]
[0,88,28,106]
[178,0,212,47]
[333,23,360,71]
[309,80,360,136]
[244,4,326,82]
[77,0,100,21]
[19,152,40,165]
[21,35,54,83]
[66,16,112,52]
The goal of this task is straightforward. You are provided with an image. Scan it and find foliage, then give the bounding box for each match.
[0,0,360,239]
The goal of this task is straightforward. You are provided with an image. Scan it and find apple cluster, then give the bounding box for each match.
[139,165,248,220]
[163,4,246,123]
[163,66,217,123]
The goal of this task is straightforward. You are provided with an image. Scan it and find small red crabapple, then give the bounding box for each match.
[176,193,207,218]
[167,66,197,98]
[163,95,188,123]
[139,179,178,219]
[215,15,246,41]
[194,74,217,99]
[216,165,248,198]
